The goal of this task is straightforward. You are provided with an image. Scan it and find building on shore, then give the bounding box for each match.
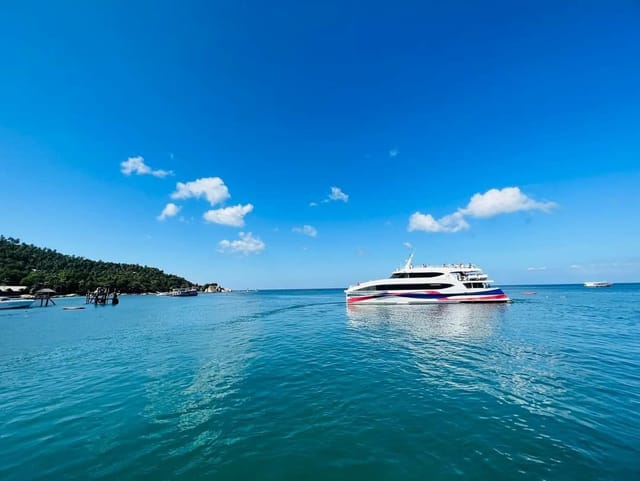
[0,285,28,295]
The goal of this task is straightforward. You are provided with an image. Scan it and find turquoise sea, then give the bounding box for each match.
[1,285,639,480]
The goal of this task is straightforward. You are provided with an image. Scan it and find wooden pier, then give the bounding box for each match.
[86,287,119,305]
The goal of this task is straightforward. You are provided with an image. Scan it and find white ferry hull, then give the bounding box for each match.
[346,288,510,305]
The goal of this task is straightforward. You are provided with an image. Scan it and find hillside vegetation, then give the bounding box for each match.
[0,236,194,294]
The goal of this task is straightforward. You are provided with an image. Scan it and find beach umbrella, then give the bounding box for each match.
[35,288,57,294]
[34,287,57,306]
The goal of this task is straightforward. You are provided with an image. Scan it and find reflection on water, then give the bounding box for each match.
[347,303,509,340]
[346,300,577,426]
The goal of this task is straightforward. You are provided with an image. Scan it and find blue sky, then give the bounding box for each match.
[1,1,639,288]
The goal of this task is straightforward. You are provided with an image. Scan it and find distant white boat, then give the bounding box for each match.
[584,281,613,288]
[0,297,34,309]
[170,288,198,297]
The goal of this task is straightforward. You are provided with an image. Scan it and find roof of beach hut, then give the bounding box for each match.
[35,288,57,295]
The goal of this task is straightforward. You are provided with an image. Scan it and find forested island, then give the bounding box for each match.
[0,236,205,295]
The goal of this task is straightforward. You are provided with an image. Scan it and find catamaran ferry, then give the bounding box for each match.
[345,254,510,304]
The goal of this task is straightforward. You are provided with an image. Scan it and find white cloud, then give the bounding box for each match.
[328,186,349,202]
[389,148,399,158]
[569,264,583,269]
[403,242,413,249]
[121,156,173,178]
[527,266,548,271]
[408,211,469,233]
[311,186,350,205]
[171,177,230,206]
[460,187,556,218]
[157,203,181,221]
[203,204,253,227]
[292,225,317,237]
[218,232,265,255]
[408,186,556,233]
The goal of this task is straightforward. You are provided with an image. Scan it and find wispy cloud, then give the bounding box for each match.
[328,186,349,202]
[389,148,399,158]
[292,225,317,237]
[157,203,181,221]
[121,156,173,178]
[312,186,349,205]
[171,177,230,206]
[218,232,265,255]
[409,187,556,233]
[203,204,253,227]
[569,260,640,270]
[403,242,413,249]
[527,266,548,271]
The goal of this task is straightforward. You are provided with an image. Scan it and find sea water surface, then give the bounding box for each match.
[1,285,639,480]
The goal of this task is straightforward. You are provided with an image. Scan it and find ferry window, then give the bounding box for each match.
[377,283,453,290]
[391,272,442,278]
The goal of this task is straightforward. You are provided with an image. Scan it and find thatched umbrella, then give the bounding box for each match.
[35,288,57,295]
[35,288,57,306]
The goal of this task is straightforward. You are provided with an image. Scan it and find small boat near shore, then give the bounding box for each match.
[170,287,198,297]
[584,281,613,288]
[0,297,34,310]
[345,254,510,305]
